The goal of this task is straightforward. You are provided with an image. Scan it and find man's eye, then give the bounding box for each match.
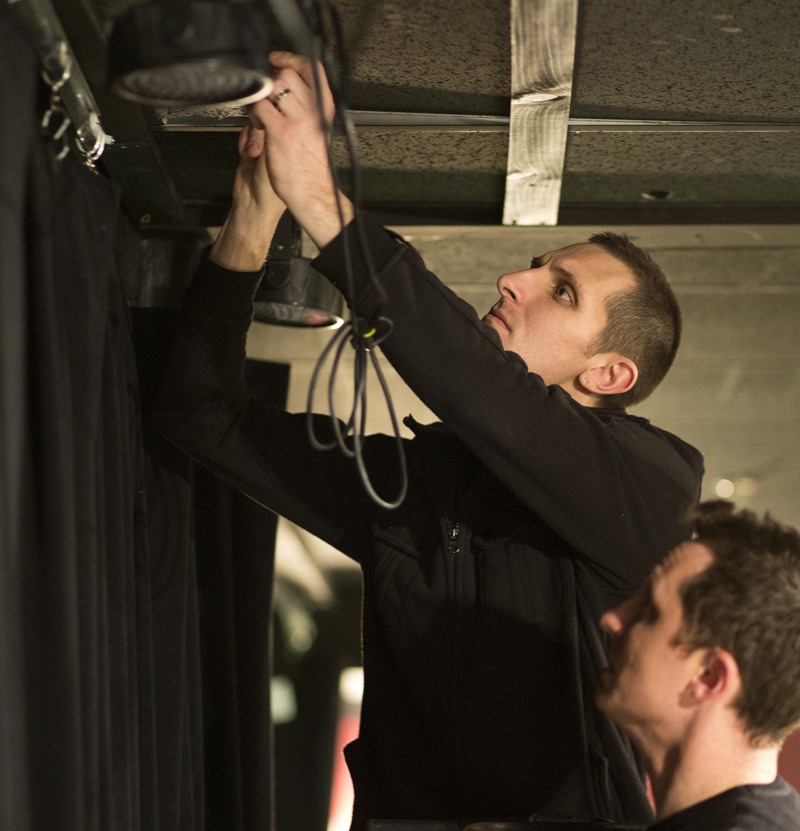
[554,285,573,302]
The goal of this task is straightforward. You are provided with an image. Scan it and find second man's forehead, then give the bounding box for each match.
[651,542,716,592]
[651,546,689,587]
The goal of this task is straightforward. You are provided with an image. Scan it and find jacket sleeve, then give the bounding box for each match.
[150,251,395,563]
[312,213,704,591]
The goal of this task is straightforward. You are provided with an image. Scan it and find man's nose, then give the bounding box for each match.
[497,269,530,302]
[601,591,640,637]
[600,607,624,637]
[602,591,644,638]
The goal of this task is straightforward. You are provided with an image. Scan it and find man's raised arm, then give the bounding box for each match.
[209,121,286,271]
[247,52,702,589]
[247,51,354,250]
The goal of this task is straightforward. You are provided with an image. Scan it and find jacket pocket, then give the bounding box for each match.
[369,515,441,635]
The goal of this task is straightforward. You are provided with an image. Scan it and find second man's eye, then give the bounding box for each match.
[639,599,658,624]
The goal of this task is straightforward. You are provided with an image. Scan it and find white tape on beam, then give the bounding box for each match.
[503,0,579,226]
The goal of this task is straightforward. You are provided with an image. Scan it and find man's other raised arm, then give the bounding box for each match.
[246,51,354,250]
[150,117,383,559]
[250,53,703,589]
[209,123,285,271]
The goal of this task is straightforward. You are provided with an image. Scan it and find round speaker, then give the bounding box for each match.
[109,1,273,107]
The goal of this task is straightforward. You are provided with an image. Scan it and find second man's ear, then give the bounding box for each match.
[579,354,638,398]
[693,648,741,704]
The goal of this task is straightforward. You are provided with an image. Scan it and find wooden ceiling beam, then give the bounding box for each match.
[502,0,579,226]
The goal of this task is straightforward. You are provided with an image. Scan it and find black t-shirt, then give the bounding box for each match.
[650,778,800,830]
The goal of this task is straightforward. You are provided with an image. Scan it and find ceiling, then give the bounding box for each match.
[50,0,800,228]
[46,0,800,540]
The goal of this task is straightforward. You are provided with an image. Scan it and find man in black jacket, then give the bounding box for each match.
[597,501,800,830]
[153,53,703,827]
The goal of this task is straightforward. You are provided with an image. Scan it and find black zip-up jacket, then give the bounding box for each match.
[152,213,704,828]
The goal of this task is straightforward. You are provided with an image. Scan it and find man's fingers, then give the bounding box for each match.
[246,73,313,139]
[238,125,251,156]
[248,132,265,158]
[248,99,266,128]
[269,50,314,82]
[269,51,335,120]
[238,122,266,159]
[269,67,313,112]
[249,97,279,130]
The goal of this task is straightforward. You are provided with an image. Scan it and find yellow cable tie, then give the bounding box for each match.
[363,327,376,338]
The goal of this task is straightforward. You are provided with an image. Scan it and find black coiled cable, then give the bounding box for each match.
[297,0,409,509]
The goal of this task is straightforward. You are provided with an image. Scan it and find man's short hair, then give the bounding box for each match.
[586,232,681,408]
[676,500,800,746]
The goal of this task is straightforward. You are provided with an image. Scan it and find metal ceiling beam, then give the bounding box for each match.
[186,197,800,230]
[568,119,800,133]
[389,224,800,250]
[152,111,800,133]
[557,203,800,226]
[502,0,578,226]
[49,0,186,226]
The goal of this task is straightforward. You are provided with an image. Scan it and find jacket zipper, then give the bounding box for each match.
[443,505,469,811]
[447,520,460,555]
[413,443,472,813]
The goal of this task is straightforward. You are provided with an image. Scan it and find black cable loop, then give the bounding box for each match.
[327,323,359,457]
[306,322,349,451]
[305,319,408,508]
[350,347,408,510]
[301,14,408,510]
[352,346,370,444]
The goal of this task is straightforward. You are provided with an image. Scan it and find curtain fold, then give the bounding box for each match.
[0,5,42,829]
[0,5,282,828]
[11,53,156,828]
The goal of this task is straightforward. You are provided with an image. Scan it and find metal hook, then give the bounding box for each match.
[81,113,113,163]
[51,112,71,142]
[56,108,73,160]
[41,97,65,131]
[55,138,71,161]
[41,99,72,161]
[41,95,63,130]
[41,42,72,92]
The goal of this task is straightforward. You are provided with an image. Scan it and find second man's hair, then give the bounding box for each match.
[677,500,800,745]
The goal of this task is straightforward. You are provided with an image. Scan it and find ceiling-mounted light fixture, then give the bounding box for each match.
[253,213,344,328]
[109,0,273,107]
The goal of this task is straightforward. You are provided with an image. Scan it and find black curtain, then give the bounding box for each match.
[0,4,284,828]
[0,4,44,828]
[135,311,287,831]
[1,6,154,827]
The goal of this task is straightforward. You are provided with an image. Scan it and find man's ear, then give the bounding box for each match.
[579,354,638,398]
[691,648,741,704]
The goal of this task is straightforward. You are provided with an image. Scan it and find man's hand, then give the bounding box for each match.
[210,124,286,272]
[248,51,354,250]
